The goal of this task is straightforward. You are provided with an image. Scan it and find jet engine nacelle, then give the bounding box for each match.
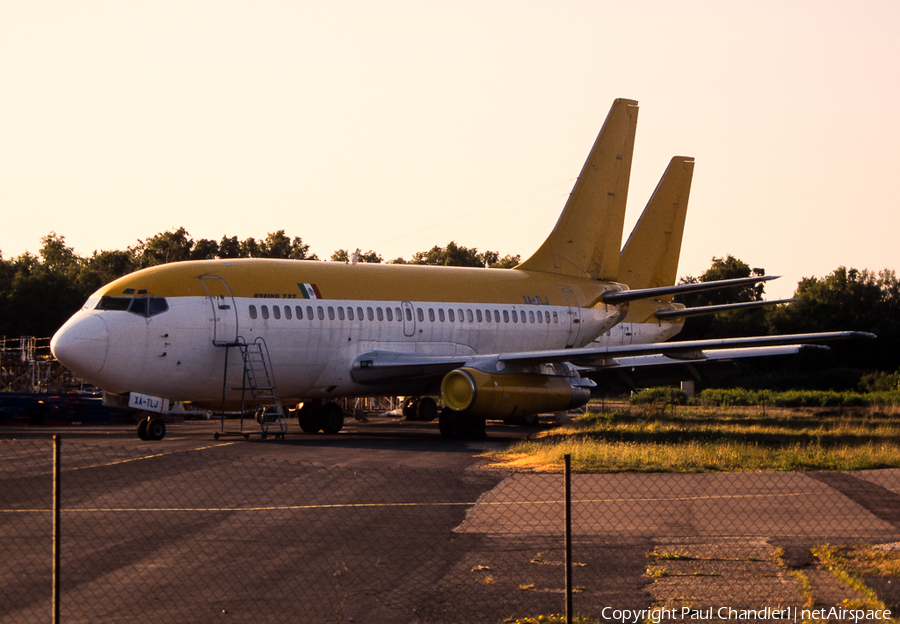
[440,367,591,420]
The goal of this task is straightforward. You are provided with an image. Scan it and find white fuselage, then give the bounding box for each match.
[54,291,620,405]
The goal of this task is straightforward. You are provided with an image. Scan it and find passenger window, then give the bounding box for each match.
[357,307,364,321]
[529,311,535,323]
[249,305,258,320]
[537,310,543,323]
[467,309,474,322]
[262,306,270,320]
[438,309,445,322]
[396,307,402,321]
[317,306,325,321]
[406,308,413,322]
[347,307,355,321]
[503,310,509,323]
[428,309,435,322]
[338,307,345,321]
[512,310,518,323]
[553,311,559,323]
[295,305,303,320]
[273,306,281,320]
[367,307,374,321]
[417,308,424,322]
[328,307,335,321]
[307,306,314,320]
[284,306,292,320]
[376,307,384,321]
[494,310,501,323]
[476,309,483,323]
[448,309,455,322]
[385,307,393,322]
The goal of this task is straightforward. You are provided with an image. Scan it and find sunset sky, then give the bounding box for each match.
[3,1,899,299]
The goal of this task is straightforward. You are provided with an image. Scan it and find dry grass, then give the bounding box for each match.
[485,406,900,473]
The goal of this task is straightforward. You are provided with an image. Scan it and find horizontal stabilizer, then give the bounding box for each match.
[654,298,798,320]
[601,275,778,305]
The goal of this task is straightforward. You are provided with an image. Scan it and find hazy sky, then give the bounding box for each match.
[3,0,899,299]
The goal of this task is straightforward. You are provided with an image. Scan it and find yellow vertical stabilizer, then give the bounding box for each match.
[618,156,694,291]
[517,98,638,280]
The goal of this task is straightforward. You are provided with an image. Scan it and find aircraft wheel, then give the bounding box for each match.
[297,404,321,433]
[145,418,166,441]
[401,397,418,420]
[439,408,468,439]
[440,408,486,440]
[137,418,149,441]
[503,414,540,427]
[467,416,487,440]
[416,397,438,422]
[318,402,344,435]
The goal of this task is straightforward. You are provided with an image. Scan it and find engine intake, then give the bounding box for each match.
[440,367,591,420]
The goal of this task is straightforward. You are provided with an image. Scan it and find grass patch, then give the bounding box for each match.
[813,543,900,578]
[486,406,900,473]
[810,544,896,619]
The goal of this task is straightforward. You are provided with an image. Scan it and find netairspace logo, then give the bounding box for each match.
[600,606,892,622]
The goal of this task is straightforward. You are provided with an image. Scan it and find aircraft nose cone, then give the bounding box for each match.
[51,314,109,380]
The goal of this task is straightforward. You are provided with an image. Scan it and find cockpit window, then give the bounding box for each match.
[96,297,131,311]
[96,296,169,317]
[147,297,169,316]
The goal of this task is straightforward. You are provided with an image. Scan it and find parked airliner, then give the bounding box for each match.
[50,99,871,440]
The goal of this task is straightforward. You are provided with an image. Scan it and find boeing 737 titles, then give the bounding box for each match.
[50,99,873,440]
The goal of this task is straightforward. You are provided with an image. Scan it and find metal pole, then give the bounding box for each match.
[565,453,573,622]
[53,435,61,624]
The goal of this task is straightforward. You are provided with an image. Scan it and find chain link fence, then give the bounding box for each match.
[4,438,900,623]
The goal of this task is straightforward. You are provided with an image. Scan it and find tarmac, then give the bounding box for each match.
[3,418,900,623]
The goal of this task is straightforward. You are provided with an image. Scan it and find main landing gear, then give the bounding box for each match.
[137,416,166,441]
[401,397,438,422]
[295,401,345,435]
[438,407,486,440]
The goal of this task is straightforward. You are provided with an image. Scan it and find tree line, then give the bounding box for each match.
[674,255,900,390]
[1,231,896,389]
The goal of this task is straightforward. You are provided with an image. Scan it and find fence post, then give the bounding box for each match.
[53,435,61,624]
[565,454,573,622]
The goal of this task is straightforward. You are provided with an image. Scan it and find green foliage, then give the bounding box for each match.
[695,387,900,408]
[628,387,688,405]
[859,369,900,392]
[400,241,519,268]
[330,249,383,263]
[674,255,769,340]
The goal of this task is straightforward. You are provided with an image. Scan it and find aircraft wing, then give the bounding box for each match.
[497,331,875,367]
[350,332,874,385]
[584,344,830,392]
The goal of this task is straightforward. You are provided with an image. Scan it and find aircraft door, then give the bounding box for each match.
[562,288,582,348]
[401,301,416,337]
[199,276,239,346]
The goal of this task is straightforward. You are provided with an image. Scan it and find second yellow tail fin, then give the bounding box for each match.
[618,156,695,290]
[517,98,638,280]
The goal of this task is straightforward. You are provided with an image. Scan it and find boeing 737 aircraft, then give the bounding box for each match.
[50,99,871,440]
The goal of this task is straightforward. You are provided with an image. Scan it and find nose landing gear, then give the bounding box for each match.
[137,416,166,441]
